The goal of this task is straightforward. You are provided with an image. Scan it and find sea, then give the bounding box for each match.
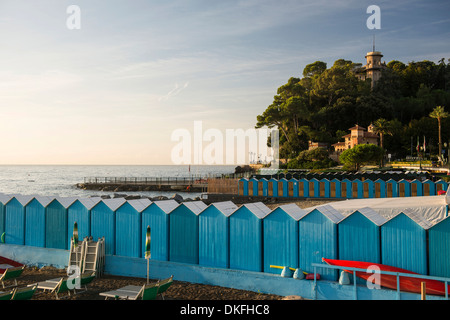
[0,165,237,200]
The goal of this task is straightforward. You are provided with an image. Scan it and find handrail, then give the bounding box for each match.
[311,263,450,300]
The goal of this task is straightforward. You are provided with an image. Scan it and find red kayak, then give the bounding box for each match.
[323,258,450,296]
[0,256,24,273]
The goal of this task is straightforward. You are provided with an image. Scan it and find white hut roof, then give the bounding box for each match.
[277,203,309,221]
[34,196,56,207]
[55,196,79,209]
[127,198,152,212]
[77,197,103,210]
[311,205,345,224]
[242,202,271,219]
[390,209,433,230]
[153,200,179,214]
[8,194,34,206]
[348,207,387,226]
[209,201,238,217]
[182,201,207,215]
[102,198,127,211]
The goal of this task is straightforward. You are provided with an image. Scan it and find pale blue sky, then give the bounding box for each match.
[0,0,449,164]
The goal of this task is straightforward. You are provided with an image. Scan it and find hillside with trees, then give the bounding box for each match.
[256,58,450,169]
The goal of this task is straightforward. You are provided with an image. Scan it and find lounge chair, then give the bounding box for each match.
[0,266,25,288]
[157,275,173,300]
[11,285,37,300]
[99,282,159,300]
[33,277,72,300]
[75,271,96,294]
[0,289,14,300]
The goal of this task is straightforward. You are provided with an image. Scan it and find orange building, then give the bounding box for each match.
[332,124,379,152]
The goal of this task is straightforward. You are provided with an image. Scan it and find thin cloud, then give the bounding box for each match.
[158,82,189,102]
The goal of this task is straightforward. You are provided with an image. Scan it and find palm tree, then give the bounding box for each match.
[371,118,393,167]
[429,106,449,164]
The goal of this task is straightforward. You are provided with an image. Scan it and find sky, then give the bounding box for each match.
[0,0,449,165]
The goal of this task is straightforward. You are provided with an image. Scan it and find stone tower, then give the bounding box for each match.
[365,51,384,88]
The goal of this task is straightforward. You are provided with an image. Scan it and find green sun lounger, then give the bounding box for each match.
[11,285,37,300]
[0,266,25,288]
[100,282,159,300]
[157,275,173,300]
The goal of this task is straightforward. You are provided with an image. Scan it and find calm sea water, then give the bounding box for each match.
[0,165,237,199]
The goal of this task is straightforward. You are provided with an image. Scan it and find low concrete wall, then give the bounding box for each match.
[0,243,445,300]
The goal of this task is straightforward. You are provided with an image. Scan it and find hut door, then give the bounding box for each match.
[375,183,381,198]
[319,182,325,197]
[258,181,263,196]
[248,181,253,196]
[341,183,347,198]
[330,182,336,198]
[386,183,393,197]
[437,184,443,193]
[309,182,315,198]
[278,182,283,197]
[239,181,244,196]
[288,182,294,197]
[411,183,417,196]
[363,182,369,198]
[424,183,430,196]
[298,182,304,197]
[352,183,358,198]
[399,183,405,197]
[268,182,273,197]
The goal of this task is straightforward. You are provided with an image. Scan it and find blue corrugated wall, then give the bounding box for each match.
[91,201,116,255]
[141,203,170,261]
[299,209,338,281]
[229,206,263,272]
[5,198,26,245]
[169,205,199,264]
[24,199,46,248]
[428,216,450,278]
[46,200,68,250]
[263,207,298,274]
[381,213,427,274]
[198,206,229,268]
[115,202,142,258]
[67,200,91,247]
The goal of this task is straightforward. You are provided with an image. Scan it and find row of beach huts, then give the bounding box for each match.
[1,191,450,282]
[238,176,449,198]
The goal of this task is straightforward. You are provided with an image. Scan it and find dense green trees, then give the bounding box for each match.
[256,57,450,168]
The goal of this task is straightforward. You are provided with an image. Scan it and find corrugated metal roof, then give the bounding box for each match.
[8,194,34,206]
[34,196,56,207]
[353,207,387,226]
[127,198,152,212]
[77,197,103,210]
[313,205,345,224]
[209,201,238,217]
[153,199,179,214]
[242,202,271,219]
[55,196,79,209]
[277,203,308,221]
[0,193,12,205]
[102,198,127,211]
[183,201,207,215]
[391,209,433,230]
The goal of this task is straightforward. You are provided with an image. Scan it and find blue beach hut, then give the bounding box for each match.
[25,196,54,248]
[199,201,238,268]
[263,203,307,274]
[0,194,12,241]
[257,178,268,197]
[319,178,330,198]
[410,179,423,197]
[330,179,341,198]
[428,215,450,278]
[169,201,207,264]
[229,202,271,272]
[91,198,127,255]
[398,179,411,197]
[67,197,102,247]
[298,178,309,198]
[380,210,432,274]
[288,178,298,197]
[141,200,179,261]
[374,179,386,198]
[238,178,248,196]
[338,207,387,263]
[5,195,34,245]
[46,197,78,250]
[351,179,364,199]
[248,178,258,196]
[340,179,352,199]
[116,198,152,258]
[298,205,344,280]
[422,179,436,196]
[308,178,320,198]
[268,178,278,197]
[386,179,398,197]
[277,178,288,198]
[435,180,448,194]
[362,179,374,198]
